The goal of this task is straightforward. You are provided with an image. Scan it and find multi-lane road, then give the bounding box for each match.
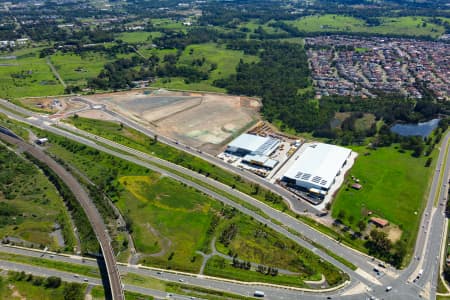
[0,130,125,300]
[0,98,449,299]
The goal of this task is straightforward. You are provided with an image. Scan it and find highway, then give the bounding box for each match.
[70,97,322,215]
[0,98,449,299]
[0,130,125,300]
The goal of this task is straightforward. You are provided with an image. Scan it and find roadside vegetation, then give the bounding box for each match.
[0,143,75,252]
[25,126,345,287]
[67,116,289,212]
[0,271,85,300]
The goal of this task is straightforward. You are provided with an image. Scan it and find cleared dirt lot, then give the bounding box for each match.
[86,89,261,153]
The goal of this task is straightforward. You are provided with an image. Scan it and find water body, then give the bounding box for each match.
[390,118,440,138]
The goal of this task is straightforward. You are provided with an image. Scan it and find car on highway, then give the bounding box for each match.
[178,278,184,282]
[254,291,265,297]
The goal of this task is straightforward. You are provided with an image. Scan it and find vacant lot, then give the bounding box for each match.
[117,174,218,272]
[0,48,64,98]
[86,89,261,152]
[152,43,259,93]
[50,51,111,87]
[332,145,435,252]
[287,15,445,38]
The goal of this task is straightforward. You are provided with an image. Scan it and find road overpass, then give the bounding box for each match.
[0,130,125,300]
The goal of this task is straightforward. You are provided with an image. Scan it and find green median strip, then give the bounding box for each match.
[435,135,450,207]
[0,251,100,277]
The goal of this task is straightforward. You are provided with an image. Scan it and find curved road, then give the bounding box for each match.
[1,98,449,299]
[0,131,125,300]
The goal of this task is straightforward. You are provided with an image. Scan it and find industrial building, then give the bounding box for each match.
[281,143,351,193]
[225,133,280,169]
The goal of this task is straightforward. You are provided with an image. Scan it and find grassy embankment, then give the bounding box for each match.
[68,117,290,213]
[0,271,85,300]
[0,143,75,252]
[30,125,346,287]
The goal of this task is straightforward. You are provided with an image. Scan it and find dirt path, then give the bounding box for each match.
[46,56,67,88]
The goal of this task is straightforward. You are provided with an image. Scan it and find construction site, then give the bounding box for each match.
[81,89,261,153]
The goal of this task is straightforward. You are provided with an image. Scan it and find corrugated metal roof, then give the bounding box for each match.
[284,143,351,189]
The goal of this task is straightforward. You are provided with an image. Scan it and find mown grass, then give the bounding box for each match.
[117,174,217,272]
[332,144,437,263]
[0,47,64,98]
[0,142,75,251]
[115,31,162,44]
[287,14,445,38]
[49,51,111,87]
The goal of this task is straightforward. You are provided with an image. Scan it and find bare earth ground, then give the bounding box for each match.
[20,96,85,113]
[77,109,117,121]
[85,89,261,153]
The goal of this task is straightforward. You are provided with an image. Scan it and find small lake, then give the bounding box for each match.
[390,118,440,138]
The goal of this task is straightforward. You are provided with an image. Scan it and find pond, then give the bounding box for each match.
[390,118,440,138]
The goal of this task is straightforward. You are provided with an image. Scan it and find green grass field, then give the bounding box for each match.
[117,174,217,272]
[0,48,64,98]
[287,14,445,38]
[0,142,75,251]
[152,43,259,92]
[332,144,435,258]
[115,31,163,44]
[50,51,111,87]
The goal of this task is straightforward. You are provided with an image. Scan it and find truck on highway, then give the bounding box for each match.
[253,291,265,297]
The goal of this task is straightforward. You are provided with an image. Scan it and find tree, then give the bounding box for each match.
[63,283,84,300]
[357,219,367,232]
[337,210,346,221]
[44,276,62,288]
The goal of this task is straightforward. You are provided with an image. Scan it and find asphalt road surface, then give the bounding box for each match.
[0,130,124,300]
[1,99,449,300]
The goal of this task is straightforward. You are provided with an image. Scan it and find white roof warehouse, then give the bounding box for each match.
[226,133,280,157]
[282,143,351,192]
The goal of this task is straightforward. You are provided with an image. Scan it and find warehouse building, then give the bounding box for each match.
[281,143,351,193]
[226,133,280,157]
[225,133,280,169]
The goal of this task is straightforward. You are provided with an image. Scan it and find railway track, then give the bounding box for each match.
[0,132,124,300]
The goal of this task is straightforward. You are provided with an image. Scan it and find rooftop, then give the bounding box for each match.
[283,143,351,189]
